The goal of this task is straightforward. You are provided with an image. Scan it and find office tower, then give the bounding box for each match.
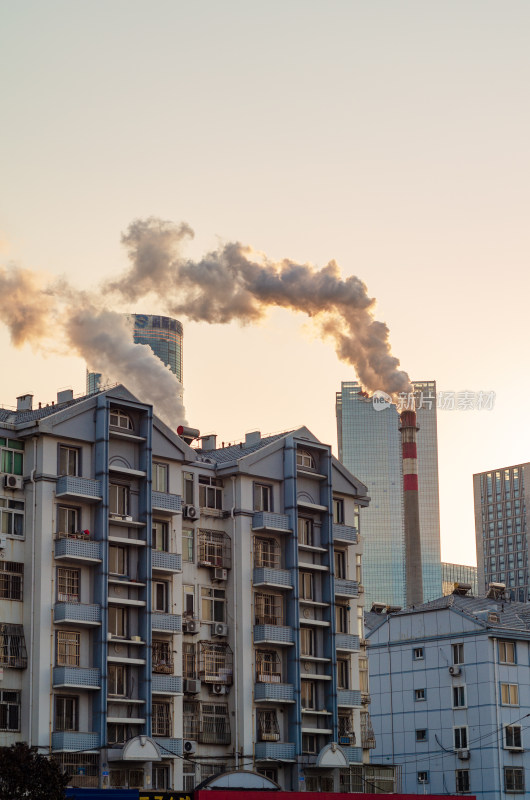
[86,314,183,393]
[442,562,478,596]
[336,381,442,610]
[474,464,529,600]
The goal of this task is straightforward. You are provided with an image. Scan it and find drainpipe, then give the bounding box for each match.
[29,436,37,747]
[493,638,503,798]
[231,476,239,769]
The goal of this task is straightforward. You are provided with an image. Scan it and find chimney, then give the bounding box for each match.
[245,430,261,446]
[16,394,33,412]
[200,434,217,452]
[57,388,74,404]
[399,409,423,607]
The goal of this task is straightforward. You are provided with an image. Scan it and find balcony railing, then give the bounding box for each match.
[54,537,102,563]
[336,633,360,652]
[54,602,101,626]
[199,719,231,745]
[254,625,294,645]
[152,675,183,694]
[152,613,182,633]
[56,476,102,502]
[333,524,358,545]
[341,746,363,764]
[253,567,293,589]
[51,732,100,752]
[335,579,359,597]
[52,666,101,690]
[153,738,183,757]
[252,512,291,532]
[337,690,362,707]
[254,683,294,702]
[152,491,182,515]
[255,742,296,761]
[152,551,182,572]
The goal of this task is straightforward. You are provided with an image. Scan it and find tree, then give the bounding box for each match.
[0,742,68,800]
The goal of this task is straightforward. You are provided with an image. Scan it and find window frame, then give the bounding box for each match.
[455,769,470,793]
[297,450,316,470]
[505,724,523,750]
[454,726,468,750]
[55,695,79,732]
[414,688,426,702]
[301,679,316,710]
[452,643,464,665]
[153,581,170,613]
[152,519,169,552]
[109,544,127,576]
[500,682,519,706]
[57,505,80,536]
[417,771,429,785]
[299,571,314,600]
[182,528,194,563]
[413,647,424,661]
[109,409,133,430]
[499,640,516,664]
[109,483,130,516]
[0,561,23,601]
[108,606,127,638]
[57,567,80,602]
[108,664,127,697]
[415,729,428,742]
[253,483,273,512]
[504,767,525,793]
[0,438,24,476]
[300,627,315,656]
[56,631,80,667]
[452,685,466,709]
[333,497,345,524]
[298,517,314,546]
[201,586,226,623]
[198,475,223,510]
[0,690,20,732]
[58,445,80,477]
[0,498,24,537]
[152,462,168,493]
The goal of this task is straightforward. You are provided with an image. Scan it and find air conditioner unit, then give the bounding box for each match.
[457,749,470,760]
[449,665,461,677]
[183,740,197,754]
[183,679,201,694]
[211,622,229,637]
[4,475,22,490]
[214,568,228,581]
[210,684,227,695]
[183,505,199,520]
[0,536,6,550]
[184,619,199,634]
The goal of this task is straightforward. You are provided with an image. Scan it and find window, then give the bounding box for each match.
[254,537,280,568]
[198,475,223,510]
[336,604,349,633]
[452,643,464,665]
[417,772,429,784]
[152,520,169,551]
[257,768,278,785]
[183,643,196,679]
[333,497,344,524]
[299,571,314,600]
[57,506,79,536]
[198,530,230,568]
[107,724,127,746]
[59,445,79,477]
[298,517,313,546]
[301,679,316,709]
[499,640,516,664]
[504,767,525,793]
[183,472,194,505]
[416,729,427,742]
[413,647,424,660]
[109,484,129,516]
[338,712,355,743]
[109,409,132,430]
[57,568,80,602]
[505,725,523,750]
[199,641,233,683]
[109,545,126,575]
[0,690,20,731]
[356,553,362,584]
[454,727,468,749]
[255,592,282,626]
[153,766,170,791]
[183,585,195,618]
[302,733,317,753]
[0,498,24,536]
[153,581,169,612]
[56,753,99,788]
[359,656,369,695]
[153,462,168,492]
[453,686,466,708]
[455,769,470,793]
[108,606,127,638]
[256,650,281,683]
[335,550,346,579]
[257,709,280,741]
[501,683,519,706]
[183,700,200,739]
[0,438,23,475]
[337,658,350,689]
[56,631,80,666]
[55,695,78,731]
[0,561,23,600]
[414,688,426,701]
[153,701,172,736]
[201,586,226,622]
[153,640,173,674]
[108,664,126,696]
[182,528,194,562]
[300,627,315,656]
[200,703,231,744]
[0,623,27,667]
[253,483,273,512]
[297,450,315,469]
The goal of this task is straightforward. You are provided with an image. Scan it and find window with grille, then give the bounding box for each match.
[57,754,98,789]
[200,763,227,783]
[198,475,223,510]
[198,530,230,568]
[256,650,281,683]
[298,517,313,546]
[254,537,280,568]
[338,712,355,743]
[300,627,315,656]
[57,567,80,602]
[57,506,79,535]
[183,643,196,679]
[199,641,233,683]
[253,483,273,512]
[455,769,470,793]
[200,703,231,744]
[183,700,200,739]
[109,409,133,430]
[501,683,519,706]
[152,520,169,551]
[361,710,376,749]
[152,702,172,736]
[0,561,23,600]
[0,498,24,537]
[505,725,523,749]
[257,709,280,741]
[108,664,127,696]
[0,623,27,668]
[0,690,20,731]
[255,592,282,625]
[0,438,23,475]
[153,640,173,674]
[59,446,79,477]
[56,631,80,666]
[55,695,78,731]
[504,767,525,793]
[153,463,168,492]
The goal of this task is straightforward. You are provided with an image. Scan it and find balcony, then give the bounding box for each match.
[152,491,182,515]
[51,732,100,752]
[335,579,359,598]
[333,524,358,545]
[52,666,101,690]
[152,551,182,573]
[253,567,293,590]
[254,683,295,703]
[152,675,183,694]
[153,738,183,757]
[54,602,101,626]
[337,690,362,707]
[54,537,102,563]
[336,633,360,652]
[254,625,294,646]
[255,742,296,761]
[341,746,363,763]
[56,476,102,503]
[252,512,291,533]
[152,613,182,633]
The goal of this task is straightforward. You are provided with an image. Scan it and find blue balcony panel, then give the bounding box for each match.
[252,512,291,533]
[255,742,296,761]
[152,675,183,694]
[337,690,362,707]
[56,476,102,502]
[152,551,182,572]
[254,625,294,645]
[154,738,183,757]
[54,538,102,563]
[54,602,101,626]
[254,683,294,702]
[253,567,293,589]
[152,613,182,633]
[52,732,100,752]
[335,579,359,597]
[53,666,101,689]
[333,524,358,545]
[335,633,360,652]
[341,746,363,764]
[152,491,182,515]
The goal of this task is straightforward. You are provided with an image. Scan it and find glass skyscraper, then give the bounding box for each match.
[86,314,183,393]
[336,380,442,609]
[441,561,478,596]
[474,464,529,601]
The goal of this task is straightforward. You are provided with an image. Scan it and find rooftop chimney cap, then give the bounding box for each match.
[16,394,33,411]
[245,430,261,446]
[57,388,74,405]
[200,434,217,452]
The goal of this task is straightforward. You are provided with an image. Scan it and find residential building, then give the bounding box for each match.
[336,380,442,610]
[0,385,390,792]
[442,562,478,597]
[473,464,529,600]
[86,314,183,393]
[367,591,530,798]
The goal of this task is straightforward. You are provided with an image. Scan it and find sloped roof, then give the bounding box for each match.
[196,431,293,464]
[0,394,92,427]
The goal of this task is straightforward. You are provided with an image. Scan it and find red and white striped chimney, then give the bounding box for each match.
[399,409,423,607]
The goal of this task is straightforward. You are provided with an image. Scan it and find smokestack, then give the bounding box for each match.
[399,409,423,607]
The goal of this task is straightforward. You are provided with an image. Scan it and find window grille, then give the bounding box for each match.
[0,690,20,731]
[183,643,196,679]
[199,641,233,683]
[183,701,200,739]
[361,711,376,749]
[152,702,172,737]
[57,753,99,789]
[198,530,231,568]
[254,537,280,568]
[57,567,80,602]
[256,650,281,683]
[0,623,27,668]
[0,561,23,600]
[199,703,231,744]
[255,592,282,626]
[56,631,80,666]
[257,709,280,741]
[152,640,173,674]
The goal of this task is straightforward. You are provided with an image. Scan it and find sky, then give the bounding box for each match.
[1,0,529,567]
